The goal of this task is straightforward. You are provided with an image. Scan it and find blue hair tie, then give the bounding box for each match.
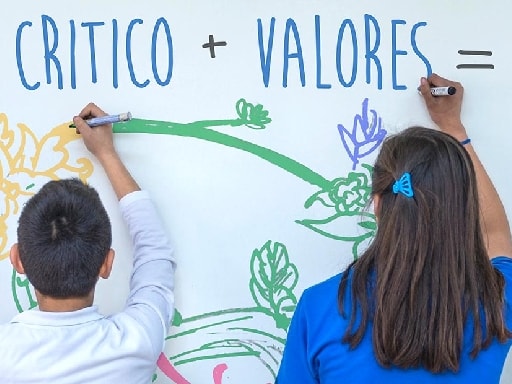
[393,172,414,198]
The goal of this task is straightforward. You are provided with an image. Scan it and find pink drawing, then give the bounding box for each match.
[157,354,229,384]
[157,355,271,384]
[157,353,191,384]
[213,363,228,384]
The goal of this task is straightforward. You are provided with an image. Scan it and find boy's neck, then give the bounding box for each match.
[35,291,94,312]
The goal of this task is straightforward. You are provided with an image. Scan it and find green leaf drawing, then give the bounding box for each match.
[235,99,271,129]
[297,212,375,241]
[358,220,377,230]
[172,309,183,327]
[12,269,37,313]
[249,241,298,330]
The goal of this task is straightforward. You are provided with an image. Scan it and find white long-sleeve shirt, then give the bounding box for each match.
[0,190,176,384]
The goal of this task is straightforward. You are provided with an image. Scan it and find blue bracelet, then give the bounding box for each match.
[460,138,471,145]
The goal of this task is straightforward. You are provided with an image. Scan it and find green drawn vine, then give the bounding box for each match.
[114,98,376,259]
[113,99,378,380]
[114,99,331,190]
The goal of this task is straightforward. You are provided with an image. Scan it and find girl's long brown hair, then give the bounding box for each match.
[339,127,511,373]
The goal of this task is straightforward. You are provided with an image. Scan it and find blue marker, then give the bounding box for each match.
[69,112,132,128]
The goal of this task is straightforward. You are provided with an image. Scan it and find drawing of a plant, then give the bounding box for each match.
[236,99,272,129]
[0,114,93,261]
[297,164,376,259]
[159,239,296,383]
[249,240,298,330]
[12,270,37,312]
[338,98,387,170]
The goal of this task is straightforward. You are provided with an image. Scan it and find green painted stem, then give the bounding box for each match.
[114,119,330,189]
[177,306,272,324]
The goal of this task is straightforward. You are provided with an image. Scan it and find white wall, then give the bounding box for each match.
[1,1,510,382]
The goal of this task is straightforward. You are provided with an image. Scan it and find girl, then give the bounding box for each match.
[276,74,512,383]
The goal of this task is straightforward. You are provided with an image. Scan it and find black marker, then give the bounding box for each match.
[430,86,456,96]
[417,86,456,96]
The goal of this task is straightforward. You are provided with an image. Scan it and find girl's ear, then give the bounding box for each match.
[10,244,25,274]
[373,194,381,221]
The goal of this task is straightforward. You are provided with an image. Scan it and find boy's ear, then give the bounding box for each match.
[10,244,25,274]
[99,249,115,279]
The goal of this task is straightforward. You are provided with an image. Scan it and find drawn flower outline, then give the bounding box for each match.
[338,98,387,170]
[298,164,376,259]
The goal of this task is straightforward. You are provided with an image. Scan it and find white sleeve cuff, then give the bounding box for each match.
[119,190,150,210]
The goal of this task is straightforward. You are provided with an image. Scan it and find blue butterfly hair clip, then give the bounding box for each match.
[392,172,414,198]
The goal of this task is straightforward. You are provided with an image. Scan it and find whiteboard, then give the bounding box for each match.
[1,1,511,382]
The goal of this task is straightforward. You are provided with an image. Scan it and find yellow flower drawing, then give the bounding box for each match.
[0,113,94,260]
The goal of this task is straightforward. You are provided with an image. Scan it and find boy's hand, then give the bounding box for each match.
[73,103,116,160]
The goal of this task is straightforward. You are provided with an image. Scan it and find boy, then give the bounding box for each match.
[0,103,175,383]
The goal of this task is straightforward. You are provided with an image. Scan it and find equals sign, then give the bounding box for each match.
[456,50,494,69]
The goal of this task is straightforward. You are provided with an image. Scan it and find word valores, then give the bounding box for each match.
[258,15,432,90]
[16,14,431,91]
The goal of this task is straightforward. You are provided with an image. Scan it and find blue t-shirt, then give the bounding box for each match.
[276,257,512,384]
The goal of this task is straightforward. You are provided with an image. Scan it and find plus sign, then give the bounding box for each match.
[202,34,227,58]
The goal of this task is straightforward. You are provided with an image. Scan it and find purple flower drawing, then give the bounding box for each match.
[338,98,387,170]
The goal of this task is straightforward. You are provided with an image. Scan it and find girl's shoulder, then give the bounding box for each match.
[492,256,512,279]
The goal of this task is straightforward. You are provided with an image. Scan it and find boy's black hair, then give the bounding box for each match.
[17,178,112,298]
